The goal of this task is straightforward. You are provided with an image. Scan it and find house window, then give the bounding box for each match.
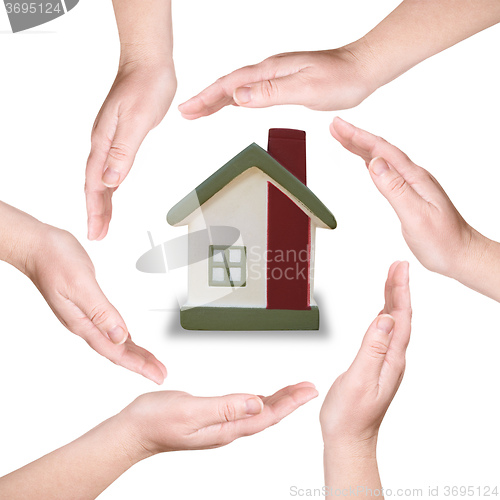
[209,245,246,287]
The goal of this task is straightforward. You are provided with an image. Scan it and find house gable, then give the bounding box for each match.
[167,143,336,230]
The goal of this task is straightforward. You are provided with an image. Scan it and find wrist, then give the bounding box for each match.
[21,223,70,282]
[450,226,491,283]
[118,397,158,461]
[324,433,378,458]
[323,435,381,493]
[112,409,155,465]
[117,48,177,96]
[324,435,378,470]
[0,202,45,277]
[341,37,383,99]
[119,42,174,72]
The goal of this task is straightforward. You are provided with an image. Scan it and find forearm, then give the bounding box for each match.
[348,0,500,93]
[324,440,383,499]
[0,413,149,500]
[453,229,500,302]
[112,0,174,67]
[0,201,43,276]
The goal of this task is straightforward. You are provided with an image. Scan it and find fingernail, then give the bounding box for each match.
[234,86,251,104]
[108,325,127,344]
[102,168,120,187]
[245,397,263,415]
[370,157,389,176]
[377,315,395,334]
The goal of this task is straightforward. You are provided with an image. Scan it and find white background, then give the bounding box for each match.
[0,0,499,498]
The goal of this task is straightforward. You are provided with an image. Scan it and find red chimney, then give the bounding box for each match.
[266,128,310,311]
[267,128,307,185]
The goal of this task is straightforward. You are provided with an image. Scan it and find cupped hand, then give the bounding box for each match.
[178,47,373,120]
[27,225,166,384]
[320,261,411,446]
[330,117,481,279]
[86,62,177,241]
[123,382,318,456]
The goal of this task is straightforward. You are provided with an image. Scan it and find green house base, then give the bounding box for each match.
[180,306,319,331]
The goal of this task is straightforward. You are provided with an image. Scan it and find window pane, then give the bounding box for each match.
[229,249,242,263]
[229,267,242,282]
[213,249,224,263]
[212,268,225,282]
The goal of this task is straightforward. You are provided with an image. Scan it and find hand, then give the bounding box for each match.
[86,61,176,240]
[121,382,319,456]
[27,224,167,384]
[0,382,317,500]
[178,45,374,120]
[320,261,411,448]
[330,117,490,281]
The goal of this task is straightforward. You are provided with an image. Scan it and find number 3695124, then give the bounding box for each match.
[5,3,62,14]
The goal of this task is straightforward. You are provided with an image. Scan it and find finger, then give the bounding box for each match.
[85,183,113,241]
[379,262,411,392]
[233,72,313,108]
[54,297,166,384]
[179,63,275,118]
[259,381,317,406]
[178,81,235,119]
[348,315,396,385]
[331,117,444,208]
[191,394,265,428]
[388,261,411,314]
[196,383,318,447]
[382,261,401,314]
[121,338,167,382]
[122,330,167,380]
[223,383,318,439]
[368,156,426,224]
[85,113,116,241]
[330,117,420,182]
[88,334,167,385]
[95,215,112,241]
[101,116,150,189]
[62,277,129,346]
[385,261,412,357]
[179,52,310,118]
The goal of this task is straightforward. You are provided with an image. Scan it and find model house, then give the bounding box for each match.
[167,129,336,330]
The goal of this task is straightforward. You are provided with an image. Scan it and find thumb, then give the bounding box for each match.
[70,280,129,345]
[195,394,265,428]
[368,157,424,222]
[233,74,304,108]
[349,314,395,384]
[101,116,150,188]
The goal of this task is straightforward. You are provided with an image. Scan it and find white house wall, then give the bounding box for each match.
[185,168,268,309]
[309,224,317,307]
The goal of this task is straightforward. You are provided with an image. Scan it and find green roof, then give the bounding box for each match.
[167,143,336,229]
